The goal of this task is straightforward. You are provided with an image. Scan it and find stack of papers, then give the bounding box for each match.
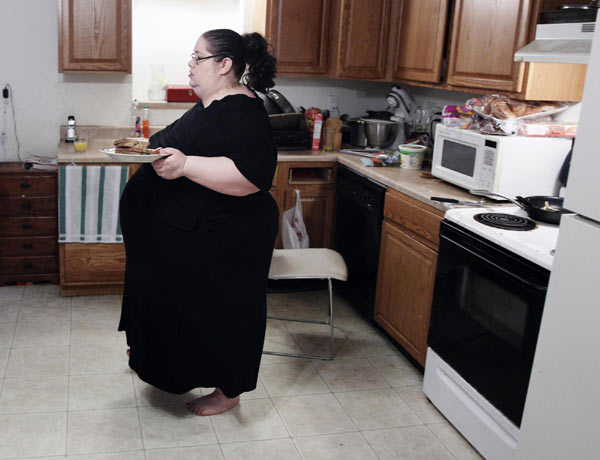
[24,155,58,170]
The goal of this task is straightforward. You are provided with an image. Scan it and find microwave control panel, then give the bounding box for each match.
[478,148,496,189]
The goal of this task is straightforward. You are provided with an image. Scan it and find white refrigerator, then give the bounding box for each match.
[516,23,600,460]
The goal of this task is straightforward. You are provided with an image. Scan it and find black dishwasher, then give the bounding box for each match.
[334,167,386,320]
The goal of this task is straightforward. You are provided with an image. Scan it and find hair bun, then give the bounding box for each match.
[242,33,276,92]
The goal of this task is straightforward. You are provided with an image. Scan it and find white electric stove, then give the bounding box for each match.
[444,205,561,270]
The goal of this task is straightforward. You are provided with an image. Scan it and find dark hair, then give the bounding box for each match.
[202,29,277,92]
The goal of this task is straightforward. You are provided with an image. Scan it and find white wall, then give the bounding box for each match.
[0,0,480,160]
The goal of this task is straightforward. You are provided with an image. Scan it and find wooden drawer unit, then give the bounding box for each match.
[0,162,59,285]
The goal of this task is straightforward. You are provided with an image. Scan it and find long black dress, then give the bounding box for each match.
[118,94,279,398]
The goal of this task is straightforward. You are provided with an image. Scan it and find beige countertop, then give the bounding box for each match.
[57,135,483,212]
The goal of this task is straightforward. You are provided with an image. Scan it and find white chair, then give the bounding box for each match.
[264,248,348,360]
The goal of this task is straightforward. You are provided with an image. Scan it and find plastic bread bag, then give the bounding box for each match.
[281,189,310,249]
[466,95,570,135]
[442,105,476,129]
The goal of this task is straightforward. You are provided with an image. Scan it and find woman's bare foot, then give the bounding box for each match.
[186,388,240,416]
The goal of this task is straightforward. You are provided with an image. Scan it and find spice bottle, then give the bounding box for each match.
[66,115,76,143]
[132,99,142,137]
[142,106,150,138]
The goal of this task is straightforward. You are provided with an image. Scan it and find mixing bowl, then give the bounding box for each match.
[361,119,398,148]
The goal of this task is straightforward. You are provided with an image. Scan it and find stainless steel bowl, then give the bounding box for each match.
[360,119,398,148]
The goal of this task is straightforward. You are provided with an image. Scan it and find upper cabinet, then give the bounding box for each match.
[331,0,392,79]
[446,0,532,92]
[58,0,132,73]
[390,0,450,83]
[266,0,331,74]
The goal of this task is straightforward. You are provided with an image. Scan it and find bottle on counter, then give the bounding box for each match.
[132,99,142,137]
[142,105,150,138]
[66,115,76,143]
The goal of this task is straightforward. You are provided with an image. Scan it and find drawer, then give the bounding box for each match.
[0,197,57,217]
[0,175,57,196]
[0,256,58,275]
[384,190,444,251]
[0,217,57,237]
[62,243,125,283]
[0,237,58,256]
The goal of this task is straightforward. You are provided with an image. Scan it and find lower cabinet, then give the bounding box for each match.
[374,189,443,366]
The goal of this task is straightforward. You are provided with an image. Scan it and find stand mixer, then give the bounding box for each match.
[386,85,413,150]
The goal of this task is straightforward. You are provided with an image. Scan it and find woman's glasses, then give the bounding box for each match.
[190,53,226,65]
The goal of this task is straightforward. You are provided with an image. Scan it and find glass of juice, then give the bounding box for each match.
[74,136,88,153]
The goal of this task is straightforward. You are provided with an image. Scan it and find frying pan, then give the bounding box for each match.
[469,190,570,225]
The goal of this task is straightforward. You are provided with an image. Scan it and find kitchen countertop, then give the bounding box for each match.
[58,138,481,212]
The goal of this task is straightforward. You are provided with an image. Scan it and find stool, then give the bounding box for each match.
[264,248,348,360]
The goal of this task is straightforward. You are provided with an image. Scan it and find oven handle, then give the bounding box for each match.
[441,235,548,292]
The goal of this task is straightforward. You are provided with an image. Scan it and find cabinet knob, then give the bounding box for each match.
[23,262,33,269]
[22,243,33,250]
[20,182,31,189]
[22,223,33,230]
[21,203,32,210]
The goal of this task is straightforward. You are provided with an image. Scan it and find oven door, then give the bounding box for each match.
[428,220,550,428]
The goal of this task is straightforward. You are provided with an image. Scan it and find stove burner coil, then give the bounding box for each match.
[473,213,537,231]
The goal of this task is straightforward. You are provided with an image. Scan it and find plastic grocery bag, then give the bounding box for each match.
[281,189,309,249]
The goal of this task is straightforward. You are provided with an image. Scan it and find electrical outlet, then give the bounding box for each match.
[327,94,338,110]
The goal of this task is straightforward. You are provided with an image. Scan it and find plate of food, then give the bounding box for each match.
[100,138,170,163]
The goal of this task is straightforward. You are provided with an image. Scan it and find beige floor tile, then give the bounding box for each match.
[261,334,305,364]
[0,376,68,413]
[146,445,223,460]
[273,393,356,437]
[260,361,329,397]
[211,398,288,443]
[0,302,20,323]
[22,283,61,300]
[265,319,290,337]
[0,348,8,379]
[294,432,379,460]
[221,438,301,460]
[428,422,484,460]
[0,322,15,348]
[67,408,143,455]
[335,388,421,430]
[133,376,202,407]
[13,319,70,347]
[70,320,125,347]
[138,405,217,449]
[363,426,455,460]
[6,346,69,378]
[292,334,360,359]
[67,452,144,460]
[0,285,24,301]
[69,374,136,410]
[71,295,122,321]
[313,358,388,392]
[19,297,71,322]
[0,411,66,458]
[70,344,130,375]
[348,331,400,357]
[367,354,424,387]
[394,386,446,424]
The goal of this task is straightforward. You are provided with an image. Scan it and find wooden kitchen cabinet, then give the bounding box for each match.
[0,163,59,285]
[390,0,450,83]
[266,0,331,75]
[446,0,532,92]
[58,0,132,73]
[374,189,444,366]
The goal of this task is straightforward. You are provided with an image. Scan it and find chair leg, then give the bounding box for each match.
[263,277,335,360]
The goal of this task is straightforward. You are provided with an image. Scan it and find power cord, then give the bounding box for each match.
[2,83,22,162]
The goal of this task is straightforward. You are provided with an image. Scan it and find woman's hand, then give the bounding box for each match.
[152,147,187,180]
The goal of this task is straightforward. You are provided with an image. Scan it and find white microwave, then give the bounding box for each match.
[432,125,573,199]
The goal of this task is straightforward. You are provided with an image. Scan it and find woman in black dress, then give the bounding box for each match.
[118,29,279,416]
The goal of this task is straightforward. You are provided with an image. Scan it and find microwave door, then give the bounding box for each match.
[433,137,486,190]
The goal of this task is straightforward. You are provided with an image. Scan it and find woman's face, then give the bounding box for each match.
[188,36,225,99]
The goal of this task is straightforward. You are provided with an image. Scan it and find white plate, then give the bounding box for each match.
[100,148,170,163]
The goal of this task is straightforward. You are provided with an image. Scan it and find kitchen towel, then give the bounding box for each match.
[58,165,129,243]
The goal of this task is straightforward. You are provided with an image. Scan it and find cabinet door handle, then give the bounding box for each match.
[20,182,31,189]
[23,262,33,269]
[22,243,33,250]
[22,223,33,230]
[21,203,32,210]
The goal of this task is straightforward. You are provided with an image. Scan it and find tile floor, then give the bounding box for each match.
[0,283,482,460]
